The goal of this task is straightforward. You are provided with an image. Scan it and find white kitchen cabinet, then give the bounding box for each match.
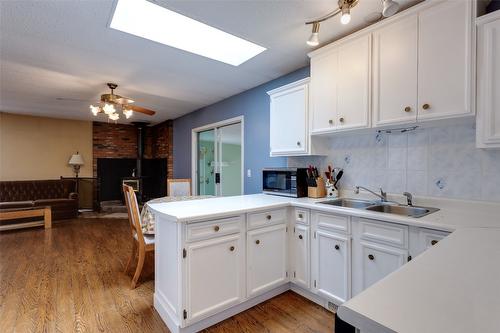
[476,10,500,148]
[373,14,418,126]
[312,229,351,304]
[417,0,474,121]
[352,240,408,296]
[267,78,309,156]
[291,223,310,289]
[185,233,245,323]
[309,34,371,134]
[247,223,288,297]
[409,226,450,259]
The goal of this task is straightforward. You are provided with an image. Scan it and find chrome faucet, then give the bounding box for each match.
[403,192,413,206]
[354,186,388,202]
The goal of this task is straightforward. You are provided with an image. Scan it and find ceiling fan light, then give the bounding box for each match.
[103,103,116,115]
[340,4,351,24]
[123,109,133,119]
[89,105,100,116]
[306,22,320,47]
[382,0,399,17]
[108,113,120,121]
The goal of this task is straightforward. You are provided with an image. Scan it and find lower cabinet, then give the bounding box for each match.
[247,223,288,297]
[312,229,351,304]
[352,240,408,295]
[409,226,450,258]
[185,233,245,323]
[291,223,310,289]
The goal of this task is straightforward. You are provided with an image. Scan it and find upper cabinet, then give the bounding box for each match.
[268,78,309,156]
[417,0,473,121]
[476,10,500,148]
[310,34,371,134]
[373,0,474,126]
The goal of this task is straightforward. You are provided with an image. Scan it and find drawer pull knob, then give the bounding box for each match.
[214,225,220,232]
[229,246,235,252]
[299,235,303,240]
[422,103,430,110]
[404,106,411,112]
[298,213,303,219]
[339,117,345,123]
[431,240,438,246]
[328,119,334,125]
[368,254,375,261]
[297,141,301,146]
[255,240,260,245]
[335,245,340,250]
[266,215,272,220]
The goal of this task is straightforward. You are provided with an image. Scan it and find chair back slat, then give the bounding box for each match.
[122,184,145,246]
[167,178,192,197]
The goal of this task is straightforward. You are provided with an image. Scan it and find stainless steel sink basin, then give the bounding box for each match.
[365,204,439,218]
[319,198,376,209]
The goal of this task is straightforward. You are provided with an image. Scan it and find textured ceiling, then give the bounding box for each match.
[0,0,418,124]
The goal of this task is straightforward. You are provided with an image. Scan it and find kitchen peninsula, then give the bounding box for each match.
[148,193,500,333]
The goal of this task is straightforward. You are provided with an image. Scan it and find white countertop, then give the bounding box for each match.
[338,227,500,333]
[148,192,500,333]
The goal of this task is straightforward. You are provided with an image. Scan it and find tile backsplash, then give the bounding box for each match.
[288,121,500,202]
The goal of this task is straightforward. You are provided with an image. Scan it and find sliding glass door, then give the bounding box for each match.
[195,119,243,196]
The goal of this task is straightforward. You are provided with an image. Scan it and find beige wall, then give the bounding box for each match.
[0,112,93,180]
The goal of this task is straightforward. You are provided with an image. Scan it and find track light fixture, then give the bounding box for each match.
[305,0,400,46]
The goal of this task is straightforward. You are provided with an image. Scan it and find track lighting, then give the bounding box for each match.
[340,3,351,25]
[382,0,399,17]
[307,22,320,47]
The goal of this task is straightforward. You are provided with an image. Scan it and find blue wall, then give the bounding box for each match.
[173,66,310,194]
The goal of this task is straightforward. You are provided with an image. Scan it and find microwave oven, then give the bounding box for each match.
[262,168,308,198]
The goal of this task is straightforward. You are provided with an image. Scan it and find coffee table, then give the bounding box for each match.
[0,206,52,231]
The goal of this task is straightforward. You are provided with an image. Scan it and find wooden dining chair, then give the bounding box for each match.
[167,178,192,196]
[123,184,154,289]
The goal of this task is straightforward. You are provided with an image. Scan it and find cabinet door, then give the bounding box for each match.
[477,14,500,148]
[312,229,350,304]
[310,50,338,134]
[185,234,244,323]
[269,81,308,155]
[417,0,473,120]
[247,224,287,297]
[336,34,371,130]
[373,15,418,126]
[292,224,310,289]
[355,241,407,295]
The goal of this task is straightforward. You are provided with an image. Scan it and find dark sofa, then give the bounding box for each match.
[0,179,78,220]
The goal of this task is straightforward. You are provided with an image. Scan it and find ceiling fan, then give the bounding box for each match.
[89,83,156,121]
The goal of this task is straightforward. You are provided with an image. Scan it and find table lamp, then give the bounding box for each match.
[68,152,84,177]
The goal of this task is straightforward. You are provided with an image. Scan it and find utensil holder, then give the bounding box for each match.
[308,177,327,198]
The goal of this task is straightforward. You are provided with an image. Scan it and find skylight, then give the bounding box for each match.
[110,0,266,66]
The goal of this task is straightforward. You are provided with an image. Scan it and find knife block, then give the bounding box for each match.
[308,177,327,198]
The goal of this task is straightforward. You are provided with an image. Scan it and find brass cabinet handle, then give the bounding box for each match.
[431,240,438,246]
[404,106,411,112]
[229,246,235,251]
[266,215,272,220]
[299,235,303,240]
[368,254,375,261]
[339,117,345,123]
[297,141,301,146]
[214,225,220,232]
[298,213,303,219]
[335,244,340,250]
[422,103,430,110]
[328,119,334,125]
[255,240,260,245]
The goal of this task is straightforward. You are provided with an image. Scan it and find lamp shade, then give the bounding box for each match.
[68,153,84,166]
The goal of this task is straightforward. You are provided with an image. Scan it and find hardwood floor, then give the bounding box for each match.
[0,218,334,333]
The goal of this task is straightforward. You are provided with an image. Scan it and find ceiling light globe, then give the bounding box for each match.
[109,113,120,121]
[307,33,319,47]
[382,0,399,17]
[123,109,133,119]
[103,103,116,115]
[89,105,100,116]
[341,13,351,25]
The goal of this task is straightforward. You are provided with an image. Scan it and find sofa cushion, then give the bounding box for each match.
[0,201,34,210]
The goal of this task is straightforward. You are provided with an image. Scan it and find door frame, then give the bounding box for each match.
[191,116,244,196]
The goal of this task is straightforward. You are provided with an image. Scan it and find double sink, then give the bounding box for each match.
[318,198,439,218]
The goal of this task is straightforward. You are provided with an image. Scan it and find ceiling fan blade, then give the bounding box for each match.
[127,105,156,116]
[56,97,92,102]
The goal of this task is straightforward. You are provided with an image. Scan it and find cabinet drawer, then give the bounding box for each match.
[420,228,449,249]
[247,208,287,230]
[312,211,350,234]
[186,216,244,242]
[295,209,309,225]
[358,219,408,248]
